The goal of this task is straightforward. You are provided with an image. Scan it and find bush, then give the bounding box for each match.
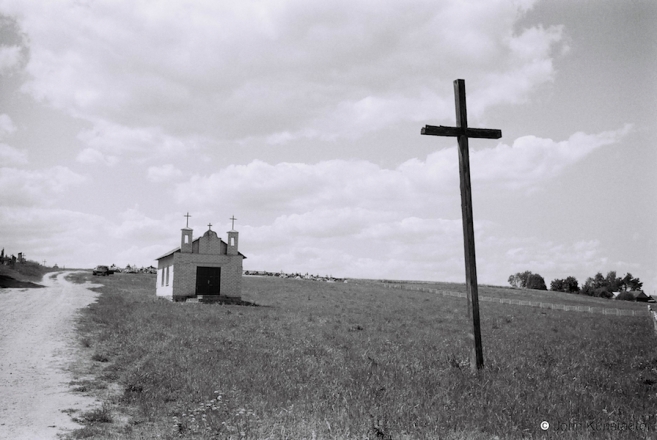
[508,271,546,290]
[550,276,579,293]
[615,291,636,301]
[526,273,547,290]
[581,271,643,298]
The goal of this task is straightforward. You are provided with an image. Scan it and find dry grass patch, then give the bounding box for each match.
[66,274,657,439]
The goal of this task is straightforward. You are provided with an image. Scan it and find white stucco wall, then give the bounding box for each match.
[156,263,174,299]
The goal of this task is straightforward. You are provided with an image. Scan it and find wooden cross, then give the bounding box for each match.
[421,79,502,371]
[230,215,237,230]
[207,223,212,231]
[184,212,191,228]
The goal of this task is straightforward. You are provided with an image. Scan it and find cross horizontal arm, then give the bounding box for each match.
[421,125,502,139]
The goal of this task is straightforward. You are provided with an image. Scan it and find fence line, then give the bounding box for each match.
[382,284,647,317]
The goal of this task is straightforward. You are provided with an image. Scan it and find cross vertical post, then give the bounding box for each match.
[421,79,502,372]
[454,79,483,372]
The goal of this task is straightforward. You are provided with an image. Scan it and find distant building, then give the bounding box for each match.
[155,223,245,301]
[614,290,653,303]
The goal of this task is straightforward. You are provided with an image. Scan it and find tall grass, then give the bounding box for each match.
[70,274,657,439]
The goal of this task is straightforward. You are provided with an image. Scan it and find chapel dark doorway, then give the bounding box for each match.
[196,267,221,295]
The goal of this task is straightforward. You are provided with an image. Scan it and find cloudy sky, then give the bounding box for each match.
[0,0,655,292]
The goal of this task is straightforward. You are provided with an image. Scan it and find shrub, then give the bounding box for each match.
[509,271,546,290]
[550,276,579,293]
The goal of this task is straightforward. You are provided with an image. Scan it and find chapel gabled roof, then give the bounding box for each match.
[155,235,246,261]
[155,246,182,261]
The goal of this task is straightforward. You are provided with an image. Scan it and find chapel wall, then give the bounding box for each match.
[197,234,226,255]
[172,253,243,299]
[156,254,175,298]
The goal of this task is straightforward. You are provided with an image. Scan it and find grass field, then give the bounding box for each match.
[67,273,657,439]
[390,281,647,311]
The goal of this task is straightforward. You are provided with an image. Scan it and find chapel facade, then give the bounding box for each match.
[155,223,245,301]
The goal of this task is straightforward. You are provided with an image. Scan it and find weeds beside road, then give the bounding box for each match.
[68,273,657,439]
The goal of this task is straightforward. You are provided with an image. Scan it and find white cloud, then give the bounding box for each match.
[0,205,113,267]
[0,114,17,138]
[470,124,632,189]
[5,0,565,152]
[0,200,635,286]
[0,0,651,292]
[112,207,174,243]
[76,147,119,166]
[236,206,623,285]
[240,209,467,280]
[0,143,27,164]
[75,120,202,164]
[0,45,22,73]
[176,126,629,217]
[170,124,630,282]
[0,166,86,206]
[176,158,412,217]
[115,244,168,268]
[472,25,565,115]
[0,115,24,164]
[0,205,181,268]
[147,164,183,183]
[502,239,605,275]
[265,91,445,143]
[480,237,610,287]
[239,210,635,286]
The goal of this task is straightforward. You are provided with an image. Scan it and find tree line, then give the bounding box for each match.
[508,270,644,298]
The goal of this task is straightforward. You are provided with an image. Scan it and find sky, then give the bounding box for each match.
[0,0,655,293]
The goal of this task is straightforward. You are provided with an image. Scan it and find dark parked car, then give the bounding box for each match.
[93,265,110,276]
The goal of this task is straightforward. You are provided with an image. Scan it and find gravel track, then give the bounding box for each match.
[0,271,101,439]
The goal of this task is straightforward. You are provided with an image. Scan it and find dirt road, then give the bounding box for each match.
[0,271,101,439]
